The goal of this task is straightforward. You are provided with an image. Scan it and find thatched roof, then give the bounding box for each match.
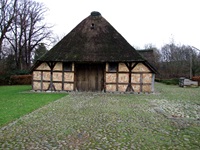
[33,11,156,73]
[39,11,145,62]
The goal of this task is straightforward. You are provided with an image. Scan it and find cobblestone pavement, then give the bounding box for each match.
[0,92,200,149]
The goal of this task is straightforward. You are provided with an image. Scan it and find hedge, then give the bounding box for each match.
[155,78,179,85]
[192,76,200,86]
[10,75,32,85]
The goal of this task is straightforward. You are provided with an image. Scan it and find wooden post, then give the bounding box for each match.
[74,63,77,91]
[151,74,155,92]
[41,71,43,91]
[62,62,65,91]
[116,64,119,91]
[140,73,143,93]
[47,62,56,91]
[125,62,137,92]
[104,63,107,92]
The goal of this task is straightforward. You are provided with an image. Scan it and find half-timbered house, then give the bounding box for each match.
[31,11,157,93]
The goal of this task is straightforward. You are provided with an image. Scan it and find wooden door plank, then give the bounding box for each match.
[76,64,104,91]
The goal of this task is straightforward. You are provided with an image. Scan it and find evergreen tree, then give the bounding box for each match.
[34,43,48,63]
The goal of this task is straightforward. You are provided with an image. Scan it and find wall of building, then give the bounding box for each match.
[32,62,74,91]
[105,63,154,93]
[32,62,154,93]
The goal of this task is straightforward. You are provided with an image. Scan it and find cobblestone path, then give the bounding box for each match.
[1,92,200,149]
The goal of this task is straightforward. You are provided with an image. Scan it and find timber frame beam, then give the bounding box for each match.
[47,62,57,91]
[125,62,138,92]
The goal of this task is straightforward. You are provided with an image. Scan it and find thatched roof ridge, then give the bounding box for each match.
[38,12,145,62]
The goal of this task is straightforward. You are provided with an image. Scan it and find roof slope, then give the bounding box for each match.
[137,49,155,61]
[39,11,144,62]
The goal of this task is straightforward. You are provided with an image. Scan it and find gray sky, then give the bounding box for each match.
[37,0,200,49]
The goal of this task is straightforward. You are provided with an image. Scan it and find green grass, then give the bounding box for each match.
[0,85,67,126]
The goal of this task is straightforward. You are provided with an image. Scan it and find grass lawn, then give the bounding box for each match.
[0,85,67,126]
[0,83,200,149]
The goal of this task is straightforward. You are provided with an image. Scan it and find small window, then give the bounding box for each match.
[63,62,72,71]
[108,63,118,72]
[91,23,95,29]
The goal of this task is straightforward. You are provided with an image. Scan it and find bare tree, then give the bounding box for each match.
[144,43,156,49]
[159,42,200,78]
[0,0,17,59]
[7,0,52,70]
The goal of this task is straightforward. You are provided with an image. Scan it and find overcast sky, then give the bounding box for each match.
[36,0,200,49]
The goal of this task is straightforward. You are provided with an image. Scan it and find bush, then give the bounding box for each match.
[0,69,31,85]
[155,78,179,85]
[0,73,11,85]
[10,75,32,85]
[0,78,9,85]
[13,70,30,75]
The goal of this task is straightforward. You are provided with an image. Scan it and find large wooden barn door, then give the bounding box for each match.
[76,64,104,91]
